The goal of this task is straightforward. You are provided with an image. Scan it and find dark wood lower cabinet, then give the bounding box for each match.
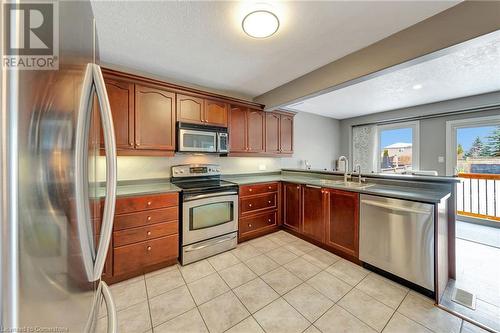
[325,189,359,258]
[282,182,301,232]
[101,192,180,284]
[281,183,360,261]
[301,185,327,243]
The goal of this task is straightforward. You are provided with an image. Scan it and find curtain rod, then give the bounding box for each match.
[352,103,500,128]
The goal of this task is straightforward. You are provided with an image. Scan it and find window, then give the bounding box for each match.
[377,121,420,173]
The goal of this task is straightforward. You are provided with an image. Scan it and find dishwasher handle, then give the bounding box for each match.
[361,199,432,215]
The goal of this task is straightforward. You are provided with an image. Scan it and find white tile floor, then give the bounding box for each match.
[98,230,490,333]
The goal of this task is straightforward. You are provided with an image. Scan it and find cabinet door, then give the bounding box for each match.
[135,84,176,151]
[283,182,301,232]
[280,114,294,154]
[325,189,359,257]
[229,106,247,153]
[177,94,204,124]
[102,77,134,149]
[205,100,228,127]
[265,112,280,154]
[302,186,326,242]
[247,109,265,153]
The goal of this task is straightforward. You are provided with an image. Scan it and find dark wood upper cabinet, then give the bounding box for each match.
[229,106,248,153]
[280,114,294,154]
[265,112,280,154]
[325,189,359,257]
[301,186,326,242]
[102,77,134,149]
[283,182,301,232]
[205,100,228,127]
[135,84,176,151]
[247,109,265,153]
[177,94,204,125]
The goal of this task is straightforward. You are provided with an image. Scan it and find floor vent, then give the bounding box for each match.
[451,288,476,310]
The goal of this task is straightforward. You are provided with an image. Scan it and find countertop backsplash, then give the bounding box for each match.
[95,155,283,181]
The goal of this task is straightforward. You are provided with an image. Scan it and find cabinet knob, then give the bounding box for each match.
[268,186,272,190]
[136,143,141,147]
[147,246,152,251]
[147,216,152,221]
[296,186,300,189]
[147,231,151,236]
[249,188,253,192]
[268,200,271,204]
[248,203,252,207]
[248,224,252,228]
[147,201,152,206]
[268,219,272,223]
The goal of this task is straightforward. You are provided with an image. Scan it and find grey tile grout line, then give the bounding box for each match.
[204,257,261,333]
[141,273,155,333]
[377,288,411,333]
[175,264,211,333]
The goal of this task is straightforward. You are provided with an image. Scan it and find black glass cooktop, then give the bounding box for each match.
[173,179,237,192]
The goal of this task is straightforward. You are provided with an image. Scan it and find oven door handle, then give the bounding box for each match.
[185,234,237,252]
[184,191,238,201]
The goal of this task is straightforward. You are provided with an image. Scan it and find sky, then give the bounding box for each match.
[380,128,412,150]
[457,126,496,151]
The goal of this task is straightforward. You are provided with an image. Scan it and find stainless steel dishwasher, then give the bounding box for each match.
[359,194,434,291]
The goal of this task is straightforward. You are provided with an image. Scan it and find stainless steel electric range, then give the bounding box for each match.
[171,164,238,265]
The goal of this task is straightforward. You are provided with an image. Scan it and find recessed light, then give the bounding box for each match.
[412,84,423,90]
[242,10,279,38]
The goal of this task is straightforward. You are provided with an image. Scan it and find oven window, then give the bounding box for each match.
[190,201,233,230]
[183,132,216,150]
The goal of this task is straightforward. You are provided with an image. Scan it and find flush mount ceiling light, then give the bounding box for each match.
[412,84,423,90]
[242,10,279,38]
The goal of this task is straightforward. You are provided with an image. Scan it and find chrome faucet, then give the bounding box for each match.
[354,164,365,184]
[338,156,349,183]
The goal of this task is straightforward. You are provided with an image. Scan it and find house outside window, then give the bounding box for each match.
[378,121,420,173]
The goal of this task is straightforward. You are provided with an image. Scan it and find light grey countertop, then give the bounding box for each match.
[223,173,451,204]
[96,180,181,198]
[282,168,461,183]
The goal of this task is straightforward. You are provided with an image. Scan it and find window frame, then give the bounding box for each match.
[376,121,420,173]
[445,115,500,176]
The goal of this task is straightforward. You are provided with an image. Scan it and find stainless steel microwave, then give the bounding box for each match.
[177,122,228,153]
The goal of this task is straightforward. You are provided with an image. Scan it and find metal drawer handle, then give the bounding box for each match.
[361,200,431,215]
[185,235,237,252]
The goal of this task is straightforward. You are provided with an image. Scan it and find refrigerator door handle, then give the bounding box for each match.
[75,64,97,281]
[101,281,118,333]
[92,64,117,281]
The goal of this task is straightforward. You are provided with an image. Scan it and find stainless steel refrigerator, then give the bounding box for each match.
[1,1,117,332]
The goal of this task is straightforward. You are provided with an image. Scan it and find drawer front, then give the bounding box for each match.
[114,221,178,247]
[115,193,178,215]
[240,182,278,197]
[240,211,277,235]
[240,193,277,214]
[113,234,178,276]
[114,206,178,230]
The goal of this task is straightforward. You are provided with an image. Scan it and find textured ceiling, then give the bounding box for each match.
[91,1,458,99]
[286,29,500,119]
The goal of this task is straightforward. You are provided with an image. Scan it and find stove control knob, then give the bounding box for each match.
[180,170,185,174]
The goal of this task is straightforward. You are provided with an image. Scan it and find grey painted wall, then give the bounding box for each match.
[281,111,340,171]
[339,91,500,176]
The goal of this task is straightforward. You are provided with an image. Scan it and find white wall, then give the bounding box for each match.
[281,111,340,170]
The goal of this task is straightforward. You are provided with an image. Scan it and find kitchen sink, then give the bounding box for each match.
[319,179,375,189]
